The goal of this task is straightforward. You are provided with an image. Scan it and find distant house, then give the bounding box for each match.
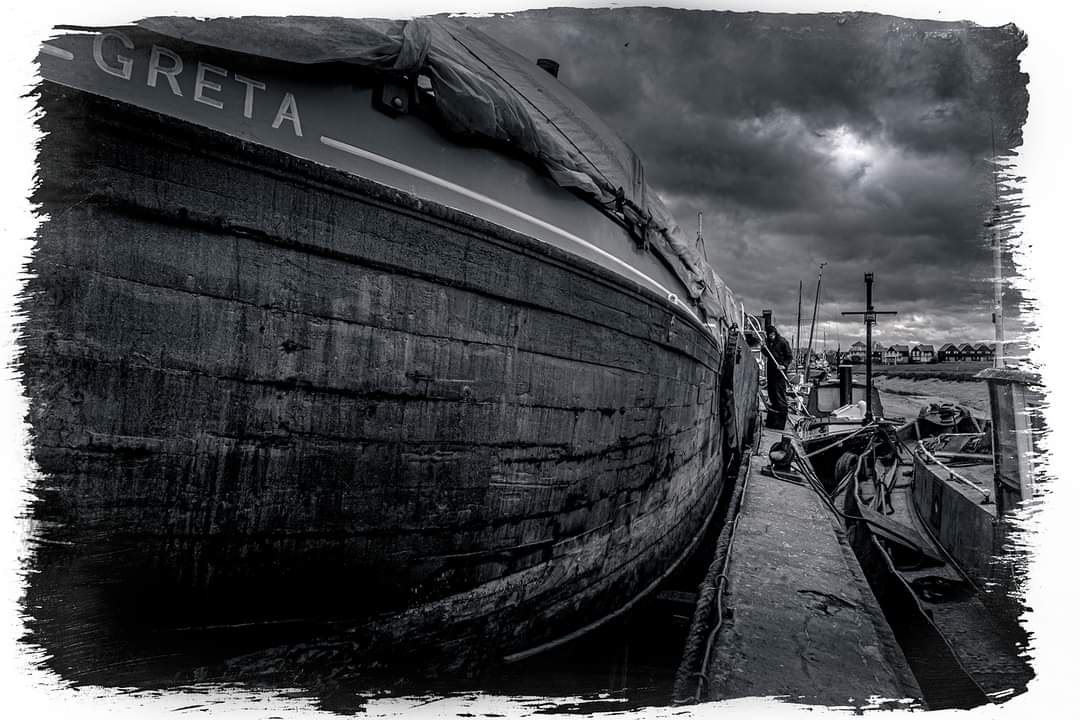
[848,341,866,363]
[910,344,935,363]
[974,343,994,362]
[937,343,959,362]
[958,343,976,361]
[871,342,885,363]
[885,344,910,364]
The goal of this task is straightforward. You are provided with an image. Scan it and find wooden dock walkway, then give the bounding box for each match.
[702,426,921,707]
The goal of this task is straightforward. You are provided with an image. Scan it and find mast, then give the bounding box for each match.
[804,262,826,367]
[842,273,897,423]
[795,281,803,369]
[989,123,1005,368]
[992,206,1004,368]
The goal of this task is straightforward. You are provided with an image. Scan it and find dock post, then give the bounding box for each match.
[976,367,1038,517]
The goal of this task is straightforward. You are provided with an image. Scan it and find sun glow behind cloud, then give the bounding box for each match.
[825,125,877,175]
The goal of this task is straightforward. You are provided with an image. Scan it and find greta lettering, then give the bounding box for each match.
[93,32,133,79]
[272,93,303,137]
[194,62,227,109]
[147,45,183,96]
[92,31,303,137]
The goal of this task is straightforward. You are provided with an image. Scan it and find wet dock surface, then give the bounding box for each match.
[702,427,921,707]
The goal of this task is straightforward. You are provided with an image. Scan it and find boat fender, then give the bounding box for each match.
[835,451,859,482]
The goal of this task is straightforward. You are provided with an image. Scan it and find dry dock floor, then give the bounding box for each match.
[705,426,921,706]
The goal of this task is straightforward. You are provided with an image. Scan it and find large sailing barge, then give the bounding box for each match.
[23,17,759,678]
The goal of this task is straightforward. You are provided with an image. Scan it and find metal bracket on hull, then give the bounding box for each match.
[374,75,413,117]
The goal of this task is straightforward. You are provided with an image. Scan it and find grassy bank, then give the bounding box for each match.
[852,361,991,382]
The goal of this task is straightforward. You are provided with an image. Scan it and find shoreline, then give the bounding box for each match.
[849,372,992,419]
[853,361,993,383]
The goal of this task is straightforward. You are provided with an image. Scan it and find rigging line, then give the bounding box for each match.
[916,440,992,502]
[744,314,800,396]
[803,425,876,458]
[785,459,926,552]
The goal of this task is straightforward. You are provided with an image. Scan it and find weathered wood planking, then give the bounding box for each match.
[22,85,745,674]
[910,460,1028,632]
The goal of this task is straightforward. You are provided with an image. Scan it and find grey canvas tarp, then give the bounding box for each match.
[131,14,739,323]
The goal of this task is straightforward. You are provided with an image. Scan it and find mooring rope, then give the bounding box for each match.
[915,440,992,502]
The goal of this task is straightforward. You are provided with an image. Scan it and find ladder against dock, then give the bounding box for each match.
[698,426,920,706]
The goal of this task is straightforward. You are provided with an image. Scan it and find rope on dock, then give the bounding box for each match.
[671,435,754,705]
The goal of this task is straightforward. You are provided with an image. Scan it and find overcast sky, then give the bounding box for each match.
[462,7,1029,351]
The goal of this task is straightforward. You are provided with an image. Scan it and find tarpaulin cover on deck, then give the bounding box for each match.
[133,15,739,323]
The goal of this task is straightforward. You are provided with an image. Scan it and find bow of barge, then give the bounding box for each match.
[22,18,759,680]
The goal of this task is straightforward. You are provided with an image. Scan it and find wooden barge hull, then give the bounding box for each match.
[23,72,756,675]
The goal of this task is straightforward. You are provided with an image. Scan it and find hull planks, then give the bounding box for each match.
[22,76,758,678]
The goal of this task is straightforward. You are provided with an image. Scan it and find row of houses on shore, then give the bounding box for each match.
[842,342,994,364]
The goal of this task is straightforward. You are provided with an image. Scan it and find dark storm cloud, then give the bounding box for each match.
[462,7,1028,348]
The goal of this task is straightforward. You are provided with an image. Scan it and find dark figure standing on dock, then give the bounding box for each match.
[764,325,793,430]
